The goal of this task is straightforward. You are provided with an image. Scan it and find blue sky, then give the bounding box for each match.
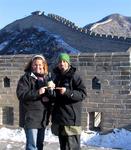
[0,0,131,29]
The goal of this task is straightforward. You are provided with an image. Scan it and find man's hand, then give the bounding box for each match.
[55,87,66,95]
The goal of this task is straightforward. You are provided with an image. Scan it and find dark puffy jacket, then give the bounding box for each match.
[52,66,87,126]
[16,72,50,128]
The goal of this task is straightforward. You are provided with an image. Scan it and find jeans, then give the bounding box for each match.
[24,128,45,150]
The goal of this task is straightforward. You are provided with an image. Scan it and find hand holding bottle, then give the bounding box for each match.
[47,80,55,89]
[39,86,47,95]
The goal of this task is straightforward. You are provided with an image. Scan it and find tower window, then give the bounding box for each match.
[88,112,102,131]
[2,106,14,125]
[4,76,10,87]
[92,76,101,90]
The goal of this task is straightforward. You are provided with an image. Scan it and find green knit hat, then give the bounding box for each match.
[58,53,70,64]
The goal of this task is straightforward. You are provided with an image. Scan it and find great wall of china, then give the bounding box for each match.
[0,11,131,132]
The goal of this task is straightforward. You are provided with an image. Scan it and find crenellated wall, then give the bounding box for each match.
[30,11,131,53]
[47,13,131,43]
[0,53,131,132]
[2,11,131,53]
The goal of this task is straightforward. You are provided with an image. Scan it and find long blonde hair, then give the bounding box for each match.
[24,55,48,75]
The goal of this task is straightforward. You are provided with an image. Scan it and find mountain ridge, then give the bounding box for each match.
[0,11,131,63]
[84,13,131,38]
[2,12,131,39]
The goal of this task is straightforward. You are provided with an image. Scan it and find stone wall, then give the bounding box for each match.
[71,52,131,131]
[0,53,131,132]
[2,13,131,53]
[0,55,31,128]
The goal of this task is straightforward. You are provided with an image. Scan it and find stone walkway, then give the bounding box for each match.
[0,140,120,150]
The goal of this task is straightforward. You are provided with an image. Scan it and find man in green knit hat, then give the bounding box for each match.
[50,53,87,150]
[58,53,71,64]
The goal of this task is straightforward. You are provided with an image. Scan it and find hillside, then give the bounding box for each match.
[84,14,131,38]
[0,11,131,61]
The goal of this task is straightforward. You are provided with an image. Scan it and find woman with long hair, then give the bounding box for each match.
[16,55,54,150]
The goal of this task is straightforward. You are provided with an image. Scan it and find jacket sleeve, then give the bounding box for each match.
[64,73,87,102]
[16,74,41,101]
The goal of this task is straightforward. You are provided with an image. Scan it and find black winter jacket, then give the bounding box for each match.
[51,66,87,126]
[16,72,50,128]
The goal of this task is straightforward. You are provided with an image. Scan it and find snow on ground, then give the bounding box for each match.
[0,127,131,150]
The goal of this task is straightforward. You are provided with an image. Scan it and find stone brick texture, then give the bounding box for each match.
[0,53,131,132]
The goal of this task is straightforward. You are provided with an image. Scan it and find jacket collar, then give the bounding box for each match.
[53,66,76,78]
[30,72,38,79]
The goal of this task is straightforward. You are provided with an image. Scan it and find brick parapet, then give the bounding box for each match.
[0,53,131,131]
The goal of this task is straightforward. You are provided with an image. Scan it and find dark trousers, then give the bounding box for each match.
[58,134,80,150]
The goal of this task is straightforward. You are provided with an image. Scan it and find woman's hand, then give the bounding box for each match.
[39,87,47,95]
